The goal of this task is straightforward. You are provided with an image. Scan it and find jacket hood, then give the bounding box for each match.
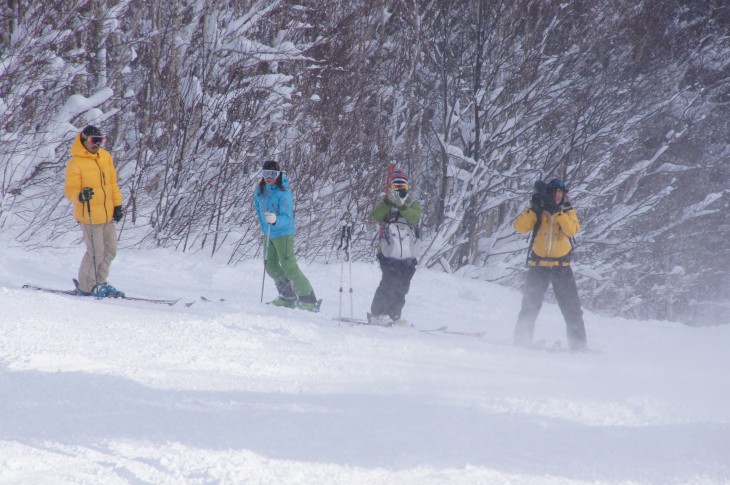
[279,174,291,190]
[70,133,109,159]
[265,174,290,192]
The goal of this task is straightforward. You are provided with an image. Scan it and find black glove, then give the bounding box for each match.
[555,198,572,213]
[79,187,94,202]
[530,193,544,212]
[543,197,557,213]
[113,205,124,222]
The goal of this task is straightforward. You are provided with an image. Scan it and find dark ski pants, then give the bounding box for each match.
[514,265,587,351]
[370,253,417,321]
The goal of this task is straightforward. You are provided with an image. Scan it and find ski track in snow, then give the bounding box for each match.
[1,243,729,484]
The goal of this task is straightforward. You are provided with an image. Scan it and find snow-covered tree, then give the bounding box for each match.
[1,0,727,324]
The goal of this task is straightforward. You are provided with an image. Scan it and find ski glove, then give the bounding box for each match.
[543,198,558,213]
[264,212,277,224]
[79,187,94,202]
[388,190,405,207]
[556,198,572,213]
[113,205,124,222]
[530,193,544,212]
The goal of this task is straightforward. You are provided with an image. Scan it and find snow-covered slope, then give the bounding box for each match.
[1,242,728,484]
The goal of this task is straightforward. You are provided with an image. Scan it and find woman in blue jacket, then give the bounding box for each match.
[254,160,319,310]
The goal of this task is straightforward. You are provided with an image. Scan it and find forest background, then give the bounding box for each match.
[1,0,728,326]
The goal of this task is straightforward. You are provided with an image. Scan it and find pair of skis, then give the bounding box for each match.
[332,316,484,337]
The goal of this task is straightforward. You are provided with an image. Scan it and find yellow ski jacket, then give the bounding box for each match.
[64,133,123,224]
[514,206,580,266]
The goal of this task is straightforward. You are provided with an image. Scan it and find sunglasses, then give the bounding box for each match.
[262,169,280,179]
[84,136,104,145]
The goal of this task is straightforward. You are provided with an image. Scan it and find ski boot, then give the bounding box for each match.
[73,278,95,296]
[271,279,297,308]
[392,317,410,327]
[297,294,321,312]
[270,296,297,308]
[102,283,125,298]
[367,313,393,326]
[93,283,125,298]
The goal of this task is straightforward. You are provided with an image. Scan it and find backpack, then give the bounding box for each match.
[380,211,419,260]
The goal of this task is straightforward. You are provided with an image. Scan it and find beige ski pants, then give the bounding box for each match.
[77,222,118,292]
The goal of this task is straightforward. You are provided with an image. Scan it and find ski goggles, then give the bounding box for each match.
[390,183,408,191]
[83,135,104,145]
[261,169,280,179]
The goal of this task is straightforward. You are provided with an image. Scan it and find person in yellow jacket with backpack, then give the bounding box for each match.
[513,178,587,351]
[64,125,124,297]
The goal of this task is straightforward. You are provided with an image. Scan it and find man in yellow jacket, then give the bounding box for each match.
[64,125,124,296]
[513,178,587,351]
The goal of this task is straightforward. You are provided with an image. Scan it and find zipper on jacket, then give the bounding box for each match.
[95,157,109,222]
[395,224,403,258]
[544,213,555,256]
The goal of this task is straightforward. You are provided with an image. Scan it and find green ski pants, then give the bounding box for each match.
[265,235,314,297]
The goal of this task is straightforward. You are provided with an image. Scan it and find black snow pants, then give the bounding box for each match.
[514,265,587,351]
[370,253,417,321]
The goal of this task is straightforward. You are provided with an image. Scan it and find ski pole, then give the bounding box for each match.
[337,225,346,321]
[343,223,353,318]
[86,197,101,298]
[338,254,344,322]
[260,222,271,303]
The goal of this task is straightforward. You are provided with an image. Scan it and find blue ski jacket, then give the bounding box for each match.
[254,175,296,239]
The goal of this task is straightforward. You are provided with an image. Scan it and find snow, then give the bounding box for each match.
[52,89,114,130]
[1,237,729,484]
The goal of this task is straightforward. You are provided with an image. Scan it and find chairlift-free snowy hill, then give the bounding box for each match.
[1,241,728,484]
